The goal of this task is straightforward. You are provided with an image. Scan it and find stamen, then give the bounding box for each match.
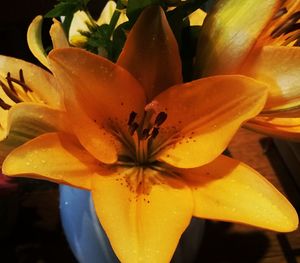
[271,11,300,38]
[19,69,25,83]
[289,11,300,22]
[6,75,32,92]
[6,73,16,93]
[151,127,159,139]
[273,7,288,20]
[0,98,11,110]
[129,122,139,136]
[154,112,167,126]
[285,23,300,34]
[0,79,22,103]
[128,111,137,126]
[142,128,150,140]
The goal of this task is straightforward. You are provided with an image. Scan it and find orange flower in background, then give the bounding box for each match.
[196,0,300,140]
[2,6,298,263]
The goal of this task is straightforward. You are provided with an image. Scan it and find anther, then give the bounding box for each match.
[129,122,139,136]
[128,111,137,126]
[273,7,288,20]
[154,112,167,127]
[151,127,159,139]
[6,73,16,93]
[142,128,150,139]
[0,98,11,110]
[285,23,300,34]
[7,75,32,92]
[0,79,21,103]
[19,69,25,83]
[289,11,300,22]
[271,11,300,38]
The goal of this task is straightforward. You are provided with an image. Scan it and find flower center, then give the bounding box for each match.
[263,2,300,46]
[270,10,300,46]
[0,69,41,109]
[126,109,167,166]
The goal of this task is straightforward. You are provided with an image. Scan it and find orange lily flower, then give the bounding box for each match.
[195,0,300,140]
[2,6,298,263]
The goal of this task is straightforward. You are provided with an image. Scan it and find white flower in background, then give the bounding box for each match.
[69,0,128,47]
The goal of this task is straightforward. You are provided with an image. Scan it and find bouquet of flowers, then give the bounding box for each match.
[0,0,299,262]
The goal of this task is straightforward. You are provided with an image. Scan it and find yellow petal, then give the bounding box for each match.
[49,48,146,163]
[247,46,300,110]
[91,167,193,263]
[181,155,298,232]
[0,103,68,163]
[49,48,146,124]
[50,19,69,48]
[188,8,207,26]
[0,55,62,108]
[155,75,267,168]
[245,118,300,141]
[260,105,300,118]
[69,35,88,47]
[69,11,91,46]
[117,6,182,101]
[195,0,278,76]
[117,11,129,28]
[2,132,107,190]
[254,116,300,127]
[97,0,116,25]
[97,0,128,27]
[27,15,49,68]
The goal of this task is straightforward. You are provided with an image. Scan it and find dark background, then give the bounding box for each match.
[0,0,105,60]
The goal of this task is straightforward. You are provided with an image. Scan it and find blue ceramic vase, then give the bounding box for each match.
[60,185,205,263]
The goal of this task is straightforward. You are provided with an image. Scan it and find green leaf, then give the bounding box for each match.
[111,23,127,62]
[45,0,84,18]
[45,0,91,34]
[84,24,113,56]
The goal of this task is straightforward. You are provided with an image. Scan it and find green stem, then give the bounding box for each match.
[85,9,98,27]
[108,0,124,37]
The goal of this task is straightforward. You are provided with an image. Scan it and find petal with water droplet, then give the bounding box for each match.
[179,155,298,232]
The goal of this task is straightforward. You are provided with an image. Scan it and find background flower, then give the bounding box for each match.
[195,0,300,140]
